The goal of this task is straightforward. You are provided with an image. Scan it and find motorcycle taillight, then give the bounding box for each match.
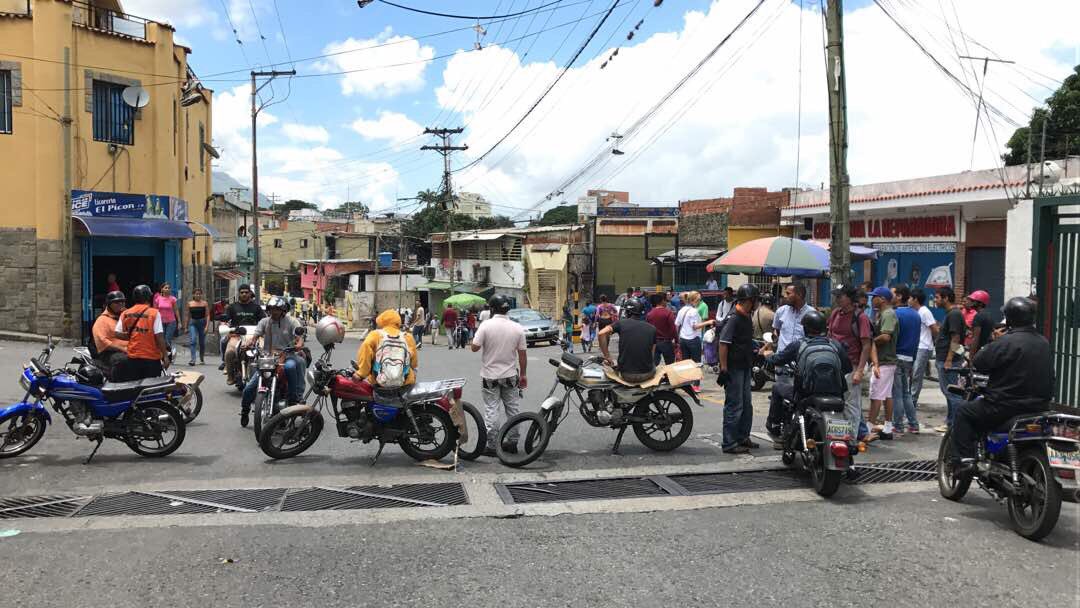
[829,442,849,460]
[452,387,462,399]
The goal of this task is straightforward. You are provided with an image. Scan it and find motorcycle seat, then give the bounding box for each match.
[101,377,174,401]
[992,411,1055,433]
[799,395,846,412]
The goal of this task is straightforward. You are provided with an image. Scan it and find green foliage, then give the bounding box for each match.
[273,199,317,214]
[333,201,369,217]
[538,205,577,226]
[1004,65,1080,166]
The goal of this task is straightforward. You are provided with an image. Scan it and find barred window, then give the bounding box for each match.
[92,80,134,144]
[0,71,11,134]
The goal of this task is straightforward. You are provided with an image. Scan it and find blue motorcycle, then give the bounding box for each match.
[0,338,187,463]
[937,369,1080,540]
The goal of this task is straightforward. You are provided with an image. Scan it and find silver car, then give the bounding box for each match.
[508,308,559,346]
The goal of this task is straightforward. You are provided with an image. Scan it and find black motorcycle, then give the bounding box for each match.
[937,369,1080,540]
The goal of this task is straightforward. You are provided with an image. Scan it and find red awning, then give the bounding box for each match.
[214,269,245,280]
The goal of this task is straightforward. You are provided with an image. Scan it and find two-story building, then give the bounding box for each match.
[0,0,213,338]
[424,229,525,315]
[209,192,255,302]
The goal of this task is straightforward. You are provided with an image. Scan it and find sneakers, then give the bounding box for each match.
[218,361,226,371]
[240,409,250,428]
[722,445,750,455]
[934,425,949,433]
[908,424,920,434]
[740,439,760,449]
[188,360,196,366]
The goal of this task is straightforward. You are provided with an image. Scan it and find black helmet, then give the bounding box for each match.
[801,309,827,337]
[735,283,760,302]
[105,290,126,305]
[623,297,645,318]
[760,294,775,307]
[132,284,152,304]
[78,364,104,387]
[488,294,511,315]
[1003,296,1036,328]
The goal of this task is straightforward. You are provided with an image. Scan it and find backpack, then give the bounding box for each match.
[795,338,846,398]
[372,329,410,388]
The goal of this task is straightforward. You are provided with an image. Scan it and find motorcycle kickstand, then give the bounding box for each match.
[84,437,103,465]
[370,440,386,466]
[611,425,627,455]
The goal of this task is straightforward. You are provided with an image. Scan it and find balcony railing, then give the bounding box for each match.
[72,1,153,41]
[0,0,30,17]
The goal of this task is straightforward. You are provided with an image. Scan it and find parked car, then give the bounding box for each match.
[508,308,559,346]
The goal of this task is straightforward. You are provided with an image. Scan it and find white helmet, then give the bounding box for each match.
[315,315,346,347]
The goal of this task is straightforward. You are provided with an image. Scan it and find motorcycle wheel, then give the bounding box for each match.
[457,401,487,461]
[177,385,203,424]
[0,411,47,459]
[496,411,550,468]
[632,390,694,452]
[259,410,324,460]
[1007,449,1063,541]
[252,393,280,441]
[751,369,767,391]
[936,429,972,502]
[398,403,457,462]
[809,423,842,497]
[123,403,186,458]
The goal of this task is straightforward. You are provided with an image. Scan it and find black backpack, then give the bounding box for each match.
[795,337,846,398]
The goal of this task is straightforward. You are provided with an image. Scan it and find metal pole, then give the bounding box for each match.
[398,232,405,309]
[373,233,380,313]
[824,0,851,288]
[62,47,73,338]
[250,71,260,295]
[1039,115,1048,196]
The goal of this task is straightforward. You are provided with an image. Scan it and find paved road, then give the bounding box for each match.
[0,337,953,495]
[2,488,1075,607]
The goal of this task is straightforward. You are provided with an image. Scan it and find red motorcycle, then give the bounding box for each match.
[257,344,487,463]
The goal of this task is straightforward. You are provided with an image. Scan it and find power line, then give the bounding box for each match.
[272,0,295,68]
[366,0,567,20]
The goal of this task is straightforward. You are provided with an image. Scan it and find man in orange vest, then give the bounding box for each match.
[113,284,170,382]
[92,290,129,377]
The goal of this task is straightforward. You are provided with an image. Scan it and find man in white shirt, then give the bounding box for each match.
[767,282,814,435]
[478,304,491,324]
[705,276,719,290]
[908,287,939,409]
[715,286,736,320]
[470,294,527,456]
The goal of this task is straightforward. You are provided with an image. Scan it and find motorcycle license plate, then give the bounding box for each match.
[825,418,853,441]
[1047,446,1080,469]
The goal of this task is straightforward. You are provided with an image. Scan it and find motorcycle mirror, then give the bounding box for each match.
[350,359,358,370]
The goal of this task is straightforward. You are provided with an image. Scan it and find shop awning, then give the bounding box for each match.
[72,216,195,239]
[214,269,245,280]
[418,281,492,296]
[186,220,219,238]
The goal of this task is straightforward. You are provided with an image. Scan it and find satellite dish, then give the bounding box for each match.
[121,86,150,109]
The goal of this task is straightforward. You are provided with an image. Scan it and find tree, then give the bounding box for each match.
[1003,65,1080,166]
[538,205,577,226]
[332,201,369,217]
[273,199,317,214]
[477,215,515,229]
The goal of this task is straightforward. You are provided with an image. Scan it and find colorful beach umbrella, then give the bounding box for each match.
[705,237,829,277]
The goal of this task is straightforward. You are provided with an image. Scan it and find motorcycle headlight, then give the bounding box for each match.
[19,374,31,392]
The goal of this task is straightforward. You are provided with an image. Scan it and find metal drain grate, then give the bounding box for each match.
[498,477,670,505]
[0,495,90,520]
[850,460,937,484]
[281,482,467,512]
[670,469,807,495]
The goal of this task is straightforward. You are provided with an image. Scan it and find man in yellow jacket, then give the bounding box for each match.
[355,309,419,387]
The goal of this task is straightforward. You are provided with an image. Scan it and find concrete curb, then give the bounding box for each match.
[0,331,75,346]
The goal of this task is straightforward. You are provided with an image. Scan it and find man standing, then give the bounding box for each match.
[93,291,129,377]
[478,303,492,324]
[934,287,966,432]
[598,298,657,384]
[411,300,426,350]
[867,286,898,439]
[827,285,872,441]
[442,305,459,350]
[470,294,527,457]
[717,284,759,454]
[751,294,775,340]
[908,288,938,408]
[615,287,634,310]
[705,275,719,291]
[715,286,736,320]
[766,283,813,438]
[892,285,921,434]
[113,285,169,382]
[967,290,995,358]
[646,293,677,366]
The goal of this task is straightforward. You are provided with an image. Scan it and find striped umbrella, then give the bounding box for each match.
[705,237,829,277]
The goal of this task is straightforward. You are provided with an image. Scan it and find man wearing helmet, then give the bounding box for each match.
[966,289,994,358]
[92,291,129,377]
[220,284,267,384]
[951,297,1052,469]
[470,294,527,456]
[113,284,169,382]
[239,296,306,427]
[598,297,658,384]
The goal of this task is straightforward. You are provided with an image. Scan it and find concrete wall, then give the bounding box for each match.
[1005,199,1034,299]
[595,234,675,297]
[680,212,728,248]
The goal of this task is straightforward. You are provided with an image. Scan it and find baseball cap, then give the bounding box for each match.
[869,286,894,300]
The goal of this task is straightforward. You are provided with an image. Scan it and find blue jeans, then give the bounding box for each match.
[412,324,424,346]
[241,353,307,410]
[188,321,206,363]
[911,348,932,408]
[936,360,963,426]
[162,321,177,349]
[654,340,675,365]
[892,358,918,429]
[722,367,753,449]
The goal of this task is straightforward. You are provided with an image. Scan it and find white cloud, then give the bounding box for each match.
[281,123,331,144]
[211,84,279,179]
[439,0,1078,216]
[317,28,436,97]
[350,111,424,143]
[122,0,218,29]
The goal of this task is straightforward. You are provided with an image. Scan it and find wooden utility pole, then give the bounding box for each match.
[824,0,851,287]
[421,127,467,295]
[250,69,295,296]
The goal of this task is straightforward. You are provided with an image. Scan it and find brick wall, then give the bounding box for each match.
[680,212,729,248]
[679,187,789,248]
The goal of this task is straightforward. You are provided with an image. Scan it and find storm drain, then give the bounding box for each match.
[495,460,937,504]
[0,482,468,520]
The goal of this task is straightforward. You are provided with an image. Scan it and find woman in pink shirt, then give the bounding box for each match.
[153,283,179,350]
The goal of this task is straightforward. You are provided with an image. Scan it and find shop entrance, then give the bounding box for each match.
[80,238,181,339]
[92,255,156,302]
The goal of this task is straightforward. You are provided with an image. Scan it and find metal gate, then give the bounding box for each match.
[536,270,559,320]
[1034,195,1080,408]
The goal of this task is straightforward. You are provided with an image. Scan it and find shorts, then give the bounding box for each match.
[869,364,897,401]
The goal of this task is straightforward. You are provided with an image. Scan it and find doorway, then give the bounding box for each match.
[965,247,1005,313]
[92,255,155,311]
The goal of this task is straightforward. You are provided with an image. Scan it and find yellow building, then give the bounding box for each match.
[0,0,213,338]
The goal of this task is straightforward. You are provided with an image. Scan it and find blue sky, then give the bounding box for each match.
[124,0,1078,216]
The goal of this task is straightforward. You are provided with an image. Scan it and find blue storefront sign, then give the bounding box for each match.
[71,189,174,219]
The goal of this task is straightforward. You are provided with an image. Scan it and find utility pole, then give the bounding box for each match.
[824,0,851,288]
[421,127,467,295]
[960,55,1015,169]
[250,69,295,297]
[373,233,381,314]
[62,46,73,338]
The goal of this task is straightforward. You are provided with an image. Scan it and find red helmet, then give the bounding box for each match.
[968,290,990,306]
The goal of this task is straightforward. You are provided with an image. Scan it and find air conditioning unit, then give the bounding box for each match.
[423,266,436,280]
[474,265,490,285]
